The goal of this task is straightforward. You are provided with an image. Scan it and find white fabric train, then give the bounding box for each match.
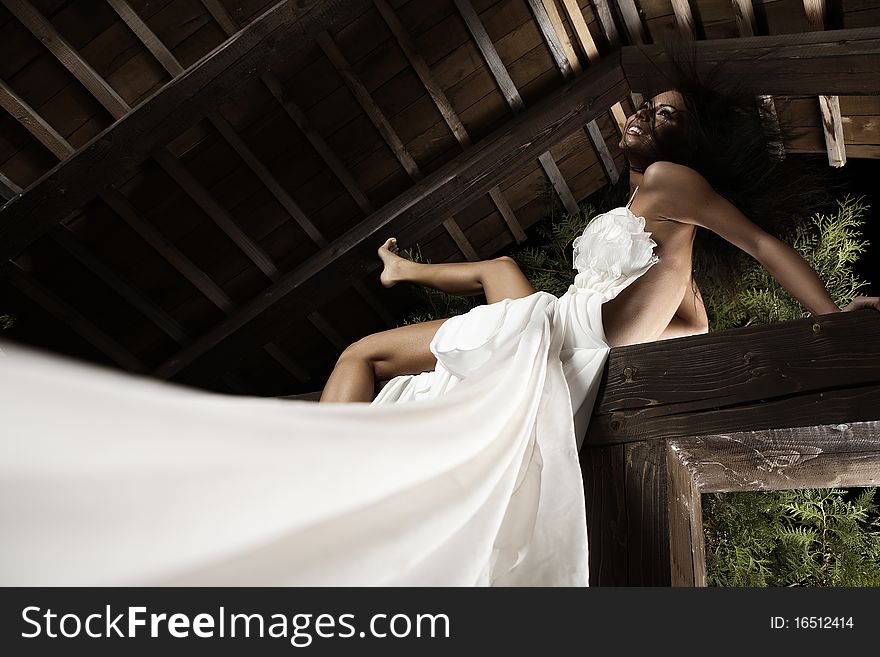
[0,207,657,586]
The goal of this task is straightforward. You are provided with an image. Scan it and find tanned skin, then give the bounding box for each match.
[320,90,879,403]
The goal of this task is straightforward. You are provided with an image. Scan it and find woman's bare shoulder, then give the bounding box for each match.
[642,161,709,189]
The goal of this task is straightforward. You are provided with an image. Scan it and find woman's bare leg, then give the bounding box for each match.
[320,319,446,403]
[320,238,536,403]
[377,238,535,304]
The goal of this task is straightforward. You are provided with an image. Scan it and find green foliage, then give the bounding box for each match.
[0,314,14,330]
[704,488,880,587]
[700,195,871,330]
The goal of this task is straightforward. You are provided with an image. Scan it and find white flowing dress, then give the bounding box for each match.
[0,205,657,587]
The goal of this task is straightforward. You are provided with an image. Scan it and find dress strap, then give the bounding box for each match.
[626,185,639,209]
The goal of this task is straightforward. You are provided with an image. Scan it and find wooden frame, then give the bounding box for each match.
[667,422,880,587]
[581,310,880,586]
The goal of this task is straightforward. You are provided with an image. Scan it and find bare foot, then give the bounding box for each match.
[378,237,407,288]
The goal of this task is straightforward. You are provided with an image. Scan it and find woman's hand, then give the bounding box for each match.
[842,296,880,312]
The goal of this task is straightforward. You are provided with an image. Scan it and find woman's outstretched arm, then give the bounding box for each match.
[644,162,879,315]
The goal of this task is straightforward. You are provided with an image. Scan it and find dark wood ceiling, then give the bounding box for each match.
[1,0,878,396]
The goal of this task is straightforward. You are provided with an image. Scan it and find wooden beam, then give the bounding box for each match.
[0,80,74,159]
[670,0,696,40]
[152,55,628,379]
[373,0,527,244]
[0,0,374,262]
[6,0,130,119]
[591,0,643,108]
[559,0,599,63]
[585,311,880,446]
[9,262,144,372]
[0,171,22,202]
[731,0,756,38]
[666,440,706,587]
[531,0,619,185]
[540,0,582,73]
[454,0,579,215]
[621,27,880,97]
[50,224,190,344]
[802,0,846,167]
[526,0,575,78]
[316,29,479,261]
[614,0,648,44]
[671,423,880,494]
[107,0,185,77]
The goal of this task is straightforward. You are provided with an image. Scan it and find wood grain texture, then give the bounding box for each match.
[670,0,696,39]
[0,172,22,202]
[615,0,648,44]
[0,0,374,263]
[622,27,880,96]
[672,422,880,493]
[625,439,670,585]
[0,80,75,159]
[581,443,629,585]
[109,0,185,77]
[666,440,706,586]
[151,56,627,379]
[585,311,880,446]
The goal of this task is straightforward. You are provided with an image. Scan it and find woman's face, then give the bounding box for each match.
[618,90,688,167]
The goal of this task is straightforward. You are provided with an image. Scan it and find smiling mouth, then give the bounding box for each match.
[627,125,646,136]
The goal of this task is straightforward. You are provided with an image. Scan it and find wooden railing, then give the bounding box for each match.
[581,310,880,586]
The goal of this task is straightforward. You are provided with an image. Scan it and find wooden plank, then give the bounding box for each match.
[100,188,234,312]
[585,311,880,446]
[615,0,648,44]
[152,56,628,379]
[731,0,757,37]
[49,223,189,344]
[592,0,622,46]
[540,0,582,72]
[626,439,670,586]
[6,0,130,119]
[802,0,846,167]
[666,440,706,587]
[580,443,629,585]
[621,27,880,96]
[108,0,185,77]
[526,0,575,77]
[151,148,279,279]
[0,0,375,263]
[196,1,396,327]
[559,0,599,62]
[374,0,527,243]
[9,262,144,372]
[316,28,480,261]
[672,422,880,493]
[455,0,579,214]
[0,171,22,202]
[0,80,75,159]
[670,0,696,39]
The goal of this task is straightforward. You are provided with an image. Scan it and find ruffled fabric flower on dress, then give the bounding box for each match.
[570,207,659,300]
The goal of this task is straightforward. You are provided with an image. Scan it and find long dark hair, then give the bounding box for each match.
[613,41,844,290]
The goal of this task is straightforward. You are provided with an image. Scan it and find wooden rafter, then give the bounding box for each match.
[802,0,846,167]
[0,172,21,202]
[197,0,397,328]
[730,0,785,161]
[670,0,696,40]
[527,0,619,185]
[373,0,527,244]
[0,7,312,383]
[8,262,144,372]
[0,0,375,263]
[559,1,628,135]
[152,56,628,380]
[620,27,880,97]
[614,0,648,45]
[453,0,580,215]
[316,29,479,261]
[590,0,643,107]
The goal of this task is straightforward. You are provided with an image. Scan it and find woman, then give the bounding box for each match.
[2,88,877,588]
[320,88,879,406]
